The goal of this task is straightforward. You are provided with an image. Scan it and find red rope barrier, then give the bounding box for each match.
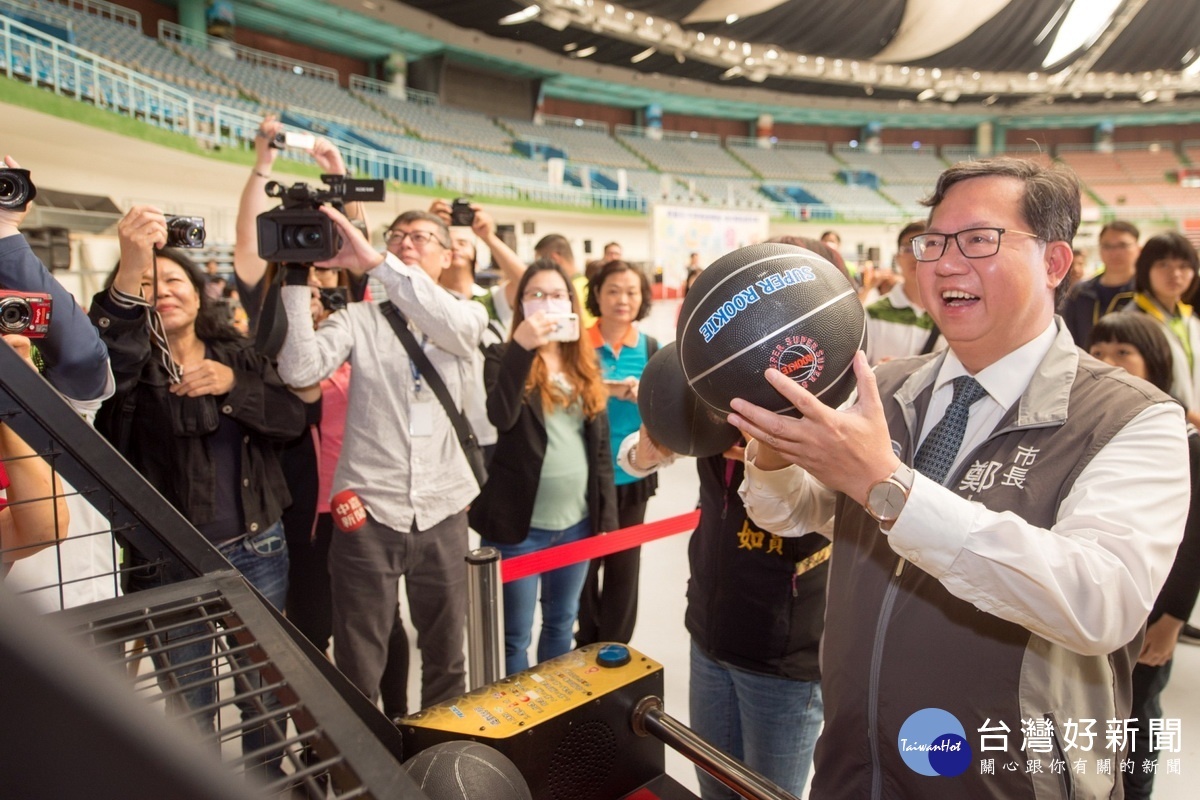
[499,510,701,583]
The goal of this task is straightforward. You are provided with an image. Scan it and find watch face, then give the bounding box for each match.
[868,480,906,522]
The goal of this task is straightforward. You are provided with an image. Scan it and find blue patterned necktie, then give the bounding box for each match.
[913,376,989,485]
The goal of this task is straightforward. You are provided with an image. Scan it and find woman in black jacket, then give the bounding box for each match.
[90,205,305,778]
[469,258,618,675]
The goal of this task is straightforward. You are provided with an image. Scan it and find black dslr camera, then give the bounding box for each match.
[0,168,37,211]
[165,215,206,248]
[256,175,385,264]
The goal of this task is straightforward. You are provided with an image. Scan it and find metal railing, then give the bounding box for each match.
[0,0,74,36]
[0,13,195,136]
[615,123,723,145]
[349,73,438,105]
[158,19,337,83]
[43,0,137,29]
[537,112,610,134]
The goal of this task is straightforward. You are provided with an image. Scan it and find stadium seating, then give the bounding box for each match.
[4,2,1200,225]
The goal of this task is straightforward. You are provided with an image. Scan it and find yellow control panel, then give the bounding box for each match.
[401,643,662,739]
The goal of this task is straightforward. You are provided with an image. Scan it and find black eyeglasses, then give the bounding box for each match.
[522,290,571,302]
[911,227,1043,262]
[386,230,448,249]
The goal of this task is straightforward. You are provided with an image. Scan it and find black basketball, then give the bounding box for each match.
[638,341,741,458]
[676,243,866,416]
[402,741,531,800]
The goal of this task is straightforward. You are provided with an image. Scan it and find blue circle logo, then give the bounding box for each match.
[897,708,972,777]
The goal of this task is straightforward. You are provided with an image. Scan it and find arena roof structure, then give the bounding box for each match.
[397,0,1200,106]
[193,0,1200,126]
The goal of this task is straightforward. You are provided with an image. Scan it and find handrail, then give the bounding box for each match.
[42,0,137,29]
[726,135,829,152]
[351,75,439,105]
[158,19,337,83]
[1,13,194,136]
[534,113,610,134]
[615,123,723,145]
[0,0,75,35]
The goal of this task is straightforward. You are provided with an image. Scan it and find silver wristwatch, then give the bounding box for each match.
[865,463,916,528]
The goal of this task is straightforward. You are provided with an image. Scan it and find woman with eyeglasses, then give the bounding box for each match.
[468,258,618,675]
[575,259,659,647]
[89,205,306,778]
[1123,231,1200,428]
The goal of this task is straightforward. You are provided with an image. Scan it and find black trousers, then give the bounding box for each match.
[1123,658,1174,799]
[576,479,654,646]
[285,512,333,654]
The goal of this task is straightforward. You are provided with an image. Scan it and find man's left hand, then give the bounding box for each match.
[728,351,899,505]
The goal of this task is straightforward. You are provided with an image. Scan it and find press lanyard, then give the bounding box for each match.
[408,333,429,394]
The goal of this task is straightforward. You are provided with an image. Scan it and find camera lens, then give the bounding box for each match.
[0,297,32,334]
[284,225,324,249]
[165,216,205,248]
[0,175,29,210]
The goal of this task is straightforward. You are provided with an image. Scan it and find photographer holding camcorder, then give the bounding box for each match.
[234,115,368,332]
[233,119,392,685]
[275,194,487,715]
[88,203,305,777]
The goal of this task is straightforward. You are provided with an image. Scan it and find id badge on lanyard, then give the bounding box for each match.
[409,334,434,437]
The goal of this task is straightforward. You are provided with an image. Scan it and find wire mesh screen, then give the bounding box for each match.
[0,342,428,799]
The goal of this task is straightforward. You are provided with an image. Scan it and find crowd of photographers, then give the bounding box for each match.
[0,126,660,745]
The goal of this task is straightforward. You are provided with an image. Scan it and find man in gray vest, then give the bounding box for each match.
[730,157,1188,799]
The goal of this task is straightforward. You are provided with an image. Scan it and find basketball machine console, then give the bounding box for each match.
[401,643,798,800]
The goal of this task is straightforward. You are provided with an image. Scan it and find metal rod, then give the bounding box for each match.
[465,547,504,690]
[631,697,800,800]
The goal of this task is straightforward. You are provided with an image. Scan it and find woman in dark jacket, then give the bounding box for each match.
[469,258,618,675]
[89,205,305,778]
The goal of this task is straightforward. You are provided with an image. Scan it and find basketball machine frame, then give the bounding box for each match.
[0,338,799,800]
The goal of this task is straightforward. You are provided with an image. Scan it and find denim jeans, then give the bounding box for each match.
[688,640,823,799]
[485,518,591,675]
[164,521,289,778]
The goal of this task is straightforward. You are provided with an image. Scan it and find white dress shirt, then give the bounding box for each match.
[740,321,1189,656]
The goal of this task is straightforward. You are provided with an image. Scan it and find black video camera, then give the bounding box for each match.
[165,215,206,248]
[256,175,385,264]
[0,168,37,211]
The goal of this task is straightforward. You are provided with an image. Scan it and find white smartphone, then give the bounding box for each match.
[272,130,316,150]
[544,312,580,342]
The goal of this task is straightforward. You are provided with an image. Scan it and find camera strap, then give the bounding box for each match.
[379,301,479,453]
